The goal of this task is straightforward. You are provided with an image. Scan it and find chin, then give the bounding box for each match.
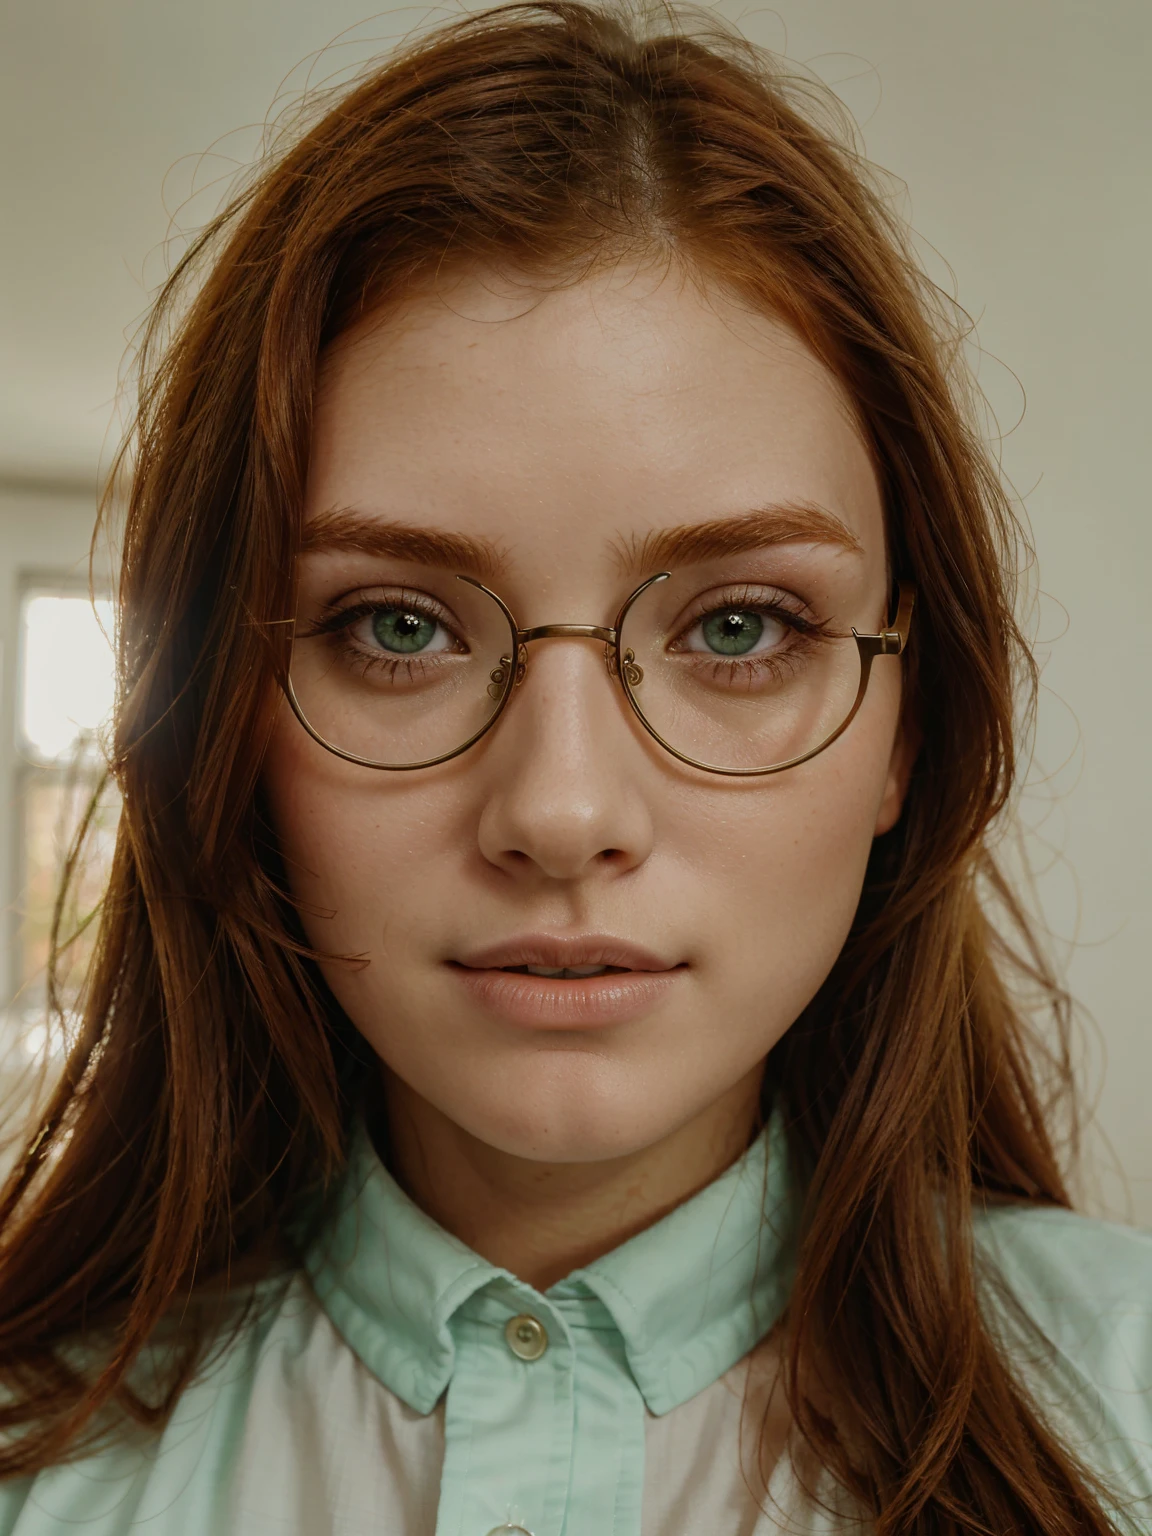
[450,1079,694,1166]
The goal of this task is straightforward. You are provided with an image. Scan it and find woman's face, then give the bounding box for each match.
[263,261,914,1168]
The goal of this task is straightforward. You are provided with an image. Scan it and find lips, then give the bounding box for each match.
[501,963,630,979]
[453,935,677,975]
[451,937,684,1028]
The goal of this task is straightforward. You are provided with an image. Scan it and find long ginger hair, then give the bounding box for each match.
[0,5,1125,1530]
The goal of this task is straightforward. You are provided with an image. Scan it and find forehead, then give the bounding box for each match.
[305,262,884,580]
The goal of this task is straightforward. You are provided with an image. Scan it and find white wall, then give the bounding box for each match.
[0,0,1148,1219]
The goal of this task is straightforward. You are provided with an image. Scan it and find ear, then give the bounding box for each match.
[873,710,921,837]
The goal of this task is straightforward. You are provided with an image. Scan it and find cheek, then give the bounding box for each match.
[681,767,875,986]
[674,690,898,1019]
[261,710,467,956]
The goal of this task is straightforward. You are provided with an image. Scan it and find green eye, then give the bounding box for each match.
[700,609,764,656]
[371,607,439,654]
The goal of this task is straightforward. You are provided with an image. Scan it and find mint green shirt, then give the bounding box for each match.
[1,1116,1150,1534]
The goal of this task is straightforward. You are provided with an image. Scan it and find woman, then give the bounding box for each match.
[0,3,1148,1532]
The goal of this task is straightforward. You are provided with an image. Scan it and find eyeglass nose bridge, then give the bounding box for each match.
[510,624,644,688]
[519,621,614,679]
[462,571,661,700]
[518,624,616,645]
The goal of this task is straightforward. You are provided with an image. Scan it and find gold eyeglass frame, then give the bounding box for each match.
[284,572,916,776]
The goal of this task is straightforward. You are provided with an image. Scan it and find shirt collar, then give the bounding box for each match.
[304,1112,797,1417]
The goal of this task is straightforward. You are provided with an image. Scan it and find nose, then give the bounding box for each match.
[475,637,655,883]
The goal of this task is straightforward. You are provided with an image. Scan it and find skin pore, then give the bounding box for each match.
[262,259,916,1292]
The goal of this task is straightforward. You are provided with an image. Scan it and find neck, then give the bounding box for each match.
[372,1066,765,1291]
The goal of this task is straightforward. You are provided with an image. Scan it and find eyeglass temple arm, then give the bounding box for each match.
[853,580,915,657]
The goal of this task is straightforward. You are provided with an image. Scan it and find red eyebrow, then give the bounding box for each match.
[301,501,863,583]
[300,509,504,583]
[616,502,864,573]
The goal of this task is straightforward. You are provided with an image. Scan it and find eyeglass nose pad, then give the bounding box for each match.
[488,644,529,700]
[607,643,643,686]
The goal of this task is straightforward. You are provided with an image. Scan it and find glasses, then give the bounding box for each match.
[285,571,915,776]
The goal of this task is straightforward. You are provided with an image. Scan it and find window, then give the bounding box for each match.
[10,585,119,1050]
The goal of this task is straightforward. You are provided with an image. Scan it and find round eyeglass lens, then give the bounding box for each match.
[616,574,866,772]
[288,576,517,767]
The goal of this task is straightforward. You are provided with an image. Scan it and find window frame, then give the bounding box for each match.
[0,484,106,1021]
[10,572,114,1024]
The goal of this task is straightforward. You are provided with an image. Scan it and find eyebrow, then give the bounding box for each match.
[300,508,504,583]
[615,502,864,575]
[300,499,863,584]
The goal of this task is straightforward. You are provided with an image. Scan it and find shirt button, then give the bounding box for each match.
[484,1526,535,1535]
[504,1312,548,1361]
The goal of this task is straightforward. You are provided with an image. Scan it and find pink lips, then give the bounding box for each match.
[450,934,684,1028]
[457,934,673,973]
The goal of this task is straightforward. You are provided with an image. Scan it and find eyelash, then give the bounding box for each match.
[303,583,839,689]
[305,591,465,681]
[669,585,836,682]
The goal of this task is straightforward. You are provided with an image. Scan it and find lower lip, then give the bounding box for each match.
[450,965,684,1027]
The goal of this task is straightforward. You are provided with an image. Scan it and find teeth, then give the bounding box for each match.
[505,964,626,979]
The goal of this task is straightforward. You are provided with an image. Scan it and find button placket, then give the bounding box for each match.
[435,1288,574,1536]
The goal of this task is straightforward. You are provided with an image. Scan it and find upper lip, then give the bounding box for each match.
[454,935,679,972]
